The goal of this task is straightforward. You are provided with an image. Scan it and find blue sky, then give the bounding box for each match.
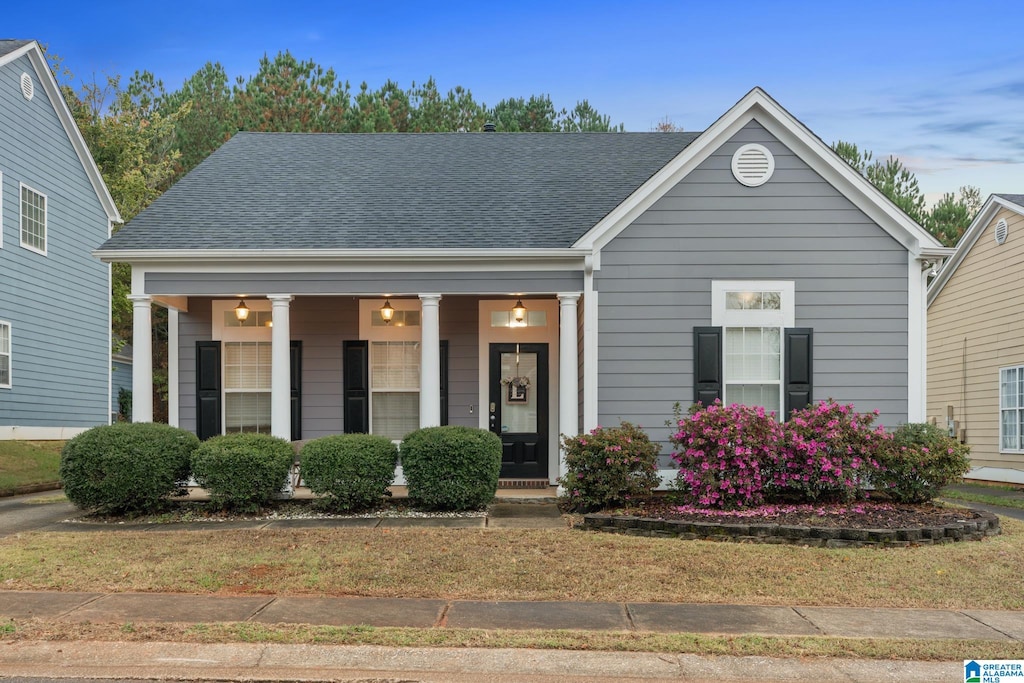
[11,0,1023,203]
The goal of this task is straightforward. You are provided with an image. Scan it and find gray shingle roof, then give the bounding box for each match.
[98,131,700,251]
[0,40,32,57]
[995,194,1024,207]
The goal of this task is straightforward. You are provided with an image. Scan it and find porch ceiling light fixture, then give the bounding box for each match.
[380,298,396,324]
[512,298,527,325]
[234,299,250,322]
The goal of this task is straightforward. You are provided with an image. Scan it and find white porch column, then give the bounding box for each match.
[128,294,153,423]
[558,293,581,486]
[268,295,293,440]
[167,309,179,427]
[419,294,442,427]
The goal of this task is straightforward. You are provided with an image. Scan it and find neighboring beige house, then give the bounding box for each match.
[927,194,1024,484]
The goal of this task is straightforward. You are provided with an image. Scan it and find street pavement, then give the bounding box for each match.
[0,485,1020,681]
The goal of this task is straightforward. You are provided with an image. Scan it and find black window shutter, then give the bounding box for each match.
[195,341,221,440]
[439,340,449,426]
[342,340,369,434]
[693,327,722,406]
[290,340,302,440]
[784,328,813,418]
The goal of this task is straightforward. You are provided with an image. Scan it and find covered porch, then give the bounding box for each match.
[128,263,595,486]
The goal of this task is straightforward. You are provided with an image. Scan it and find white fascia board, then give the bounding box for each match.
[574,87,944,258]
[17,43,122,225]
[927,194,1024,307]
[93,247,591,272]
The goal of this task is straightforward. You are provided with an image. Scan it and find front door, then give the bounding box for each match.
[489,343,548,479]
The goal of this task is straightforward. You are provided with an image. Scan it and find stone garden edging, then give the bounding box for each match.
[580,510,1001,548]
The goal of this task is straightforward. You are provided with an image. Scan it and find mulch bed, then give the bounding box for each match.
[616,500,990,530]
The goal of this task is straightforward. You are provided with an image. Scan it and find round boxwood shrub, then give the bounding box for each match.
[872,423,972,503]
[60,422,198,515]
[300,434,398,511]
[191,433,294,511]
[400,426,502,511]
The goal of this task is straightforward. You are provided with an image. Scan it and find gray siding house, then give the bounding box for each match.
[0,40,121,439]
[96,88,949,485]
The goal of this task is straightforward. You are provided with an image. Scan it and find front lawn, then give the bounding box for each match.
[1,521,1022,609]
[0,441,63,494]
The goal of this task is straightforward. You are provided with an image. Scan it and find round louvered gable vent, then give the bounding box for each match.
[20,72,34,101]
[995,218,1009,245]
[731,143,775,187]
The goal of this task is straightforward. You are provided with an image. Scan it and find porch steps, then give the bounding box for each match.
[497,479,550,490]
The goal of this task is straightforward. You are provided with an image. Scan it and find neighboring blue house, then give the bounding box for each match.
[96,88,950,485]
[0,40,121,439]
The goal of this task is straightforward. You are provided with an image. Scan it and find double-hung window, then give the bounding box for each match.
[710,281,797,417]
[1000,366,1024,451]
[223,341,272,433]
[361,300,422,440]
[0,321,10,388]
[20,183,46,254]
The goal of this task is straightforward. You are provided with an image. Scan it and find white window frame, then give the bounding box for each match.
[999,365,1024,453]
[712,281,795,416]
[19,182,47,256]
[0,320,11,389]
[212,299,272,342]
[360,298,423,439]
[222,340,272,434]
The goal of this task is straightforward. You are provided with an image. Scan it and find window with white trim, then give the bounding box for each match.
[0,321,10,388]
[360,299,422,440]
[1000,366,1024,451]
[223,341,272,433]
[20,183,46,254]
[371,341,420,439]
[712,281,795,417]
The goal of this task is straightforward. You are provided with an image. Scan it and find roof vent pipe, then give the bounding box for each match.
[483,122,496,132]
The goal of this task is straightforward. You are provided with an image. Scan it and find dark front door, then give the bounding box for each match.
[489,343,549,479]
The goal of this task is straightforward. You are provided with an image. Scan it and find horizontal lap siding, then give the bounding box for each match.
[596,121,909,466]
[0,54,111,428]
[928,207,1024,474]
[440,296,478,428]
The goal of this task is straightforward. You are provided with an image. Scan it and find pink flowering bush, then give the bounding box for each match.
[557,422,661,513]
[872,423,971,503]
[668,401,784,509]
[776,400,889,503]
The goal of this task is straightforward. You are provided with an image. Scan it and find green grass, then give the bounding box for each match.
[942,485,1024,511]
[1,620,1019,661]
[1,520,1023,609]
[0,441,64,494]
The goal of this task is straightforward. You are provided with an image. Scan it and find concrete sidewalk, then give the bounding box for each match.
[1,589,1021,641]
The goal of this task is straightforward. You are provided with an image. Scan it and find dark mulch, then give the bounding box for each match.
[616,500,988,530]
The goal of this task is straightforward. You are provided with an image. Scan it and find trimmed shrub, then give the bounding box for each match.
[778,400,889,503]
[669,401,783,509]
[191,433,294,512]
[873,423,972,503]
[60,422,197,514]
[301,434,398,511]
[400,426,501,511]
[558,422,661,513]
